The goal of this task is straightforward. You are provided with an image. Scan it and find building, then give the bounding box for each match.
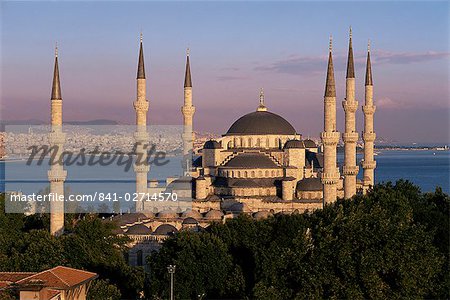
[0,266,97,300]
[47,30,376,264]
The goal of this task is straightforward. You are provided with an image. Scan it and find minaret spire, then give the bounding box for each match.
[184,48,192,88]
[365,40,373,86]
[324,36,336,97]
[51,44,62,100]
[137,34,145,79]
[346,26,355,79]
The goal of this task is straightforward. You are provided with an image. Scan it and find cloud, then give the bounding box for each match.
[373,50,450,65]
[216,75,248,81]
[376,97,403,109]
[255,50,450,75]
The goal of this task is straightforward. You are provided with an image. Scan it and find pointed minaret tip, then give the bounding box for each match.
[184,48,192,88]
[365,39,373,86]
[329,35,333,53]
[346,27,355,79]
[137,34,145,79]
[51,45,62,100]
[325,37,336,98]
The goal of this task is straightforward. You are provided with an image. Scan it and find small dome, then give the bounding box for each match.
[253,211,272,220]
[204,140,222,149]
[125,224,151,235]
[157,210,178,219]
[181,209,203,219]
[226,111,296,136]
[303,139,317,148]
[142,211,155,219]
[153,224,178,235]
[205,209,224,220]
[228,202,252,213]
[182,217,199,225]
[296,177,322,191]
[284,139,305,149]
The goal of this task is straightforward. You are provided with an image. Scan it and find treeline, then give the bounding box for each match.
[0,199,140,299]
[148,180,449,299]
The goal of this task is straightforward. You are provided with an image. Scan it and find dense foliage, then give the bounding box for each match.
[149,180,449,299]
[0,194,144,299]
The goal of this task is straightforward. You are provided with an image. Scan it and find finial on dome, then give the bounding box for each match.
[187,47,190,56]
[140,32,143,43]
[55,42,58,57]
[257,88,267,112]
[349,26,352,40]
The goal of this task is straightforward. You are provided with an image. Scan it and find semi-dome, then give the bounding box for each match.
[226,111,296,136]
[125,224,151,235]
[204,140,221,149]
[182,217,199,225]
[284,139,305,149]
[157,210,178,219]
[296,177,323,191]
[153,224,178,236]
[253,211,272,220]
[181,209,203,219]
[205,209,224,220]
[303,139,317,148]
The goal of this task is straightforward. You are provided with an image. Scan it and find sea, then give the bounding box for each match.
[0,150,448,211]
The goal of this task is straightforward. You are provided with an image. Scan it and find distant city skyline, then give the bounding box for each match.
[1,1,449,143]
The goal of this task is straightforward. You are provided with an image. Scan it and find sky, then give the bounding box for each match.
[1,1,449,143]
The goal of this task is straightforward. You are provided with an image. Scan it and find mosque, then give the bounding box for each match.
[46,30,376,266]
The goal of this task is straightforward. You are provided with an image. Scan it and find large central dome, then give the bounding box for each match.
[226,110,296,136]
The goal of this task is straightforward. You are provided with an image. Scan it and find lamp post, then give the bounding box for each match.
[167,264,176,300]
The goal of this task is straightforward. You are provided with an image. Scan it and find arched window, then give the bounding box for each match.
[266,138,270,148]
[251,171,255,177]
[248,138,252,147]
[244,171,248,178]
[137,250,143,266]
[271,170,275,177]
[256,138,261,147]
[265,170,269,177]
[258,170,262,177]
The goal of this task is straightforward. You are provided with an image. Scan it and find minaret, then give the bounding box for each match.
[362,40,376,186]
[342,27,359,198]
[133,33,149,211]
[48,45,67,236]
[181,48,196,176]
[321,36,340,204]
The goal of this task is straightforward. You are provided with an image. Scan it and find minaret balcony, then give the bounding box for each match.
[361,160,376,169]
[320,132,340,145]
[48,169,67,182]
[321,170,340,184]
[133,100,149,111]
[342,100,359,113]
[134,164,150,173]
[181,106,196,117]
[48,131,66,145]
[362,105,376,114]
[134,131,149,141]
[342,132,359,143]
[343,165,359,176]
[363,132,376,142]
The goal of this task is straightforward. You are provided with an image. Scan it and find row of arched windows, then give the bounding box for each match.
[226,137,289,149]
[218,169,282,178]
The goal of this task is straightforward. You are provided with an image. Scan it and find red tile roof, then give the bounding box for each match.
[13,266,97,290]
